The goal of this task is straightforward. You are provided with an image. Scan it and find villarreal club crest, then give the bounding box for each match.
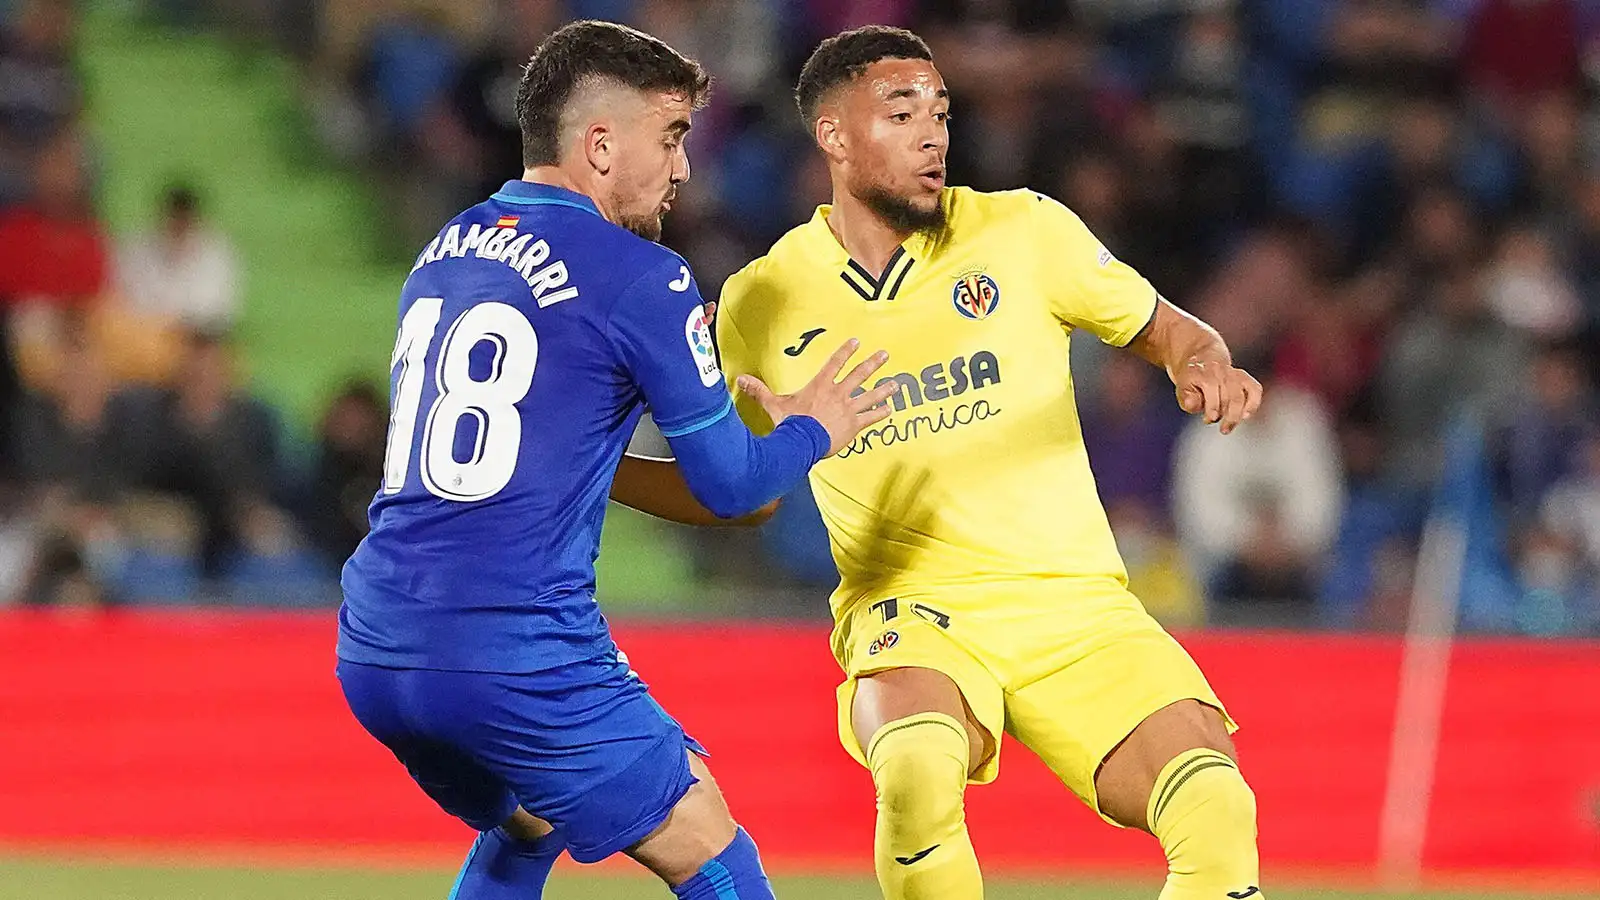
[952,271,1000,320]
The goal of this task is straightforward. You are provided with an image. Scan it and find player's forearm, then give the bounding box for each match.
[665,411,829,520]
[610,454,778,527]
[1126,299,1231,384]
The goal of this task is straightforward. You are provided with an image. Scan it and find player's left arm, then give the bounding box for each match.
[610,453,778,526]
[1031,192,1261,435]
[1125,299,1262,435]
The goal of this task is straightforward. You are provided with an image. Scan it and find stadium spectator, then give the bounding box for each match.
[1377,265,1526,488]
[1496,342,1597,520]
[115,182,242,335]
[111,331,281,577]
[298,381,386,567]
[4,336,120,608]
[1080,349,1185,523]
[1460,0,1585,114]
[1173,381,1344,623]
[0,129,105,310]
[0,0,81,152]
[1538,428,1600,630]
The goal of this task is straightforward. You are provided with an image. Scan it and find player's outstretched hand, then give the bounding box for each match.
[1175,358,1263,435]
[736,339,898,456]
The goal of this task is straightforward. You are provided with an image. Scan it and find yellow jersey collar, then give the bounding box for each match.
[803,203,940,302]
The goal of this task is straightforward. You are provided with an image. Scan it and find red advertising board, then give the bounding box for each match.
[0,611,1596,881]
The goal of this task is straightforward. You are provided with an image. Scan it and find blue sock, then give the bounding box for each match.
[671,827,775,900]
[447,826,564,900]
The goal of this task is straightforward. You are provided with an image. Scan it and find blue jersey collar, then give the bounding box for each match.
[492,180,603,217]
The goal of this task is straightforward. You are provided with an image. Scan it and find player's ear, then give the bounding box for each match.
[816,115,845,162]
[584,122,612,176]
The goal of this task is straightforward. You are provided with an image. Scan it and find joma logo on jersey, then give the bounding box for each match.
[865,350,1001,412]
[952,272,1000,319]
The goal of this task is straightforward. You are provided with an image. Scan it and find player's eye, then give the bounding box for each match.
[891,112,911,123]
[934,112,951,123]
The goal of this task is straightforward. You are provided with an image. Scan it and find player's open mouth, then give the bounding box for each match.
[917,168,945,190]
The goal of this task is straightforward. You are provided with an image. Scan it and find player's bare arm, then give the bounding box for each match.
[1125,298,1263,435]
[610,454,779,526]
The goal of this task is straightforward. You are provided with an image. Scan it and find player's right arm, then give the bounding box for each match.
[607,257,894,519]
[1030,193,1262,434]
[610,453,779,526]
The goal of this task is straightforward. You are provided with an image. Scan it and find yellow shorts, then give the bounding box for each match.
[832,579,1235,816]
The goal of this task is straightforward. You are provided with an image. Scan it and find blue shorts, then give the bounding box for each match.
[336,654,704,863]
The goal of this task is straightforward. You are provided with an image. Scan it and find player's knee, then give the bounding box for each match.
[1149,749,1258,884]
[866,713,970,843]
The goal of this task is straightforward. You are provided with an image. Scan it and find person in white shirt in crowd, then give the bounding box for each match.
[115,183,241,335]
[1173,377,1344,622]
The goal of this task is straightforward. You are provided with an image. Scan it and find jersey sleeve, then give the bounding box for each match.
[1031,192,1159,348]
[713,274,776,437]
[606,255,732,438]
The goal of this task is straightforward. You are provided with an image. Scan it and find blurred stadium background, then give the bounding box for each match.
[0,0,1597,898]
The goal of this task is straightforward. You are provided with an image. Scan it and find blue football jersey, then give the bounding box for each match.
[337,180,731,673]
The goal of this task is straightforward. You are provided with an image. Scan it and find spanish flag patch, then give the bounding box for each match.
[496,215,520,229]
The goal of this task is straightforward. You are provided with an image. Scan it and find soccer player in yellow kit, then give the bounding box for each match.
[714,26,1266,900]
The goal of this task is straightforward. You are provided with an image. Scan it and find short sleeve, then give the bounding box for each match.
[713,274,776,437]
[606,256,732,438]
[1032,193,1159,347]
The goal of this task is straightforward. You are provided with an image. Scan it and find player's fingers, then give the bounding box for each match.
[854,380,898,412]
[1219,384,1249,434]
[856,401,894,427]
[1216,376,1241,433]
[735,374,780,414]
[812,338,860,385]
[1241,373,1265,421]
[1177,384,1204,415]
[701,301,717,324]
[1201,376,1222,424]
[839,349,890,394]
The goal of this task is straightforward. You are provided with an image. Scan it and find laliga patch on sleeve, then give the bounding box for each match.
[684,306,721,387]
[1096,244,1114,267]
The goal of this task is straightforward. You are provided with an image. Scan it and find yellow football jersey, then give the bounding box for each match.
[716,186,1160,619]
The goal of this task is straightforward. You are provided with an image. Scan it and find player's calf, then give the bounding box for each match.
[627,753,777,899]
[1097,700,1262,900]
[449,810,564,900]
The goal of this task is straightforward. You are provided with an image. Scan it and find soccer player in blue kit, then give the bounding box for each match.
[335,21,898,900]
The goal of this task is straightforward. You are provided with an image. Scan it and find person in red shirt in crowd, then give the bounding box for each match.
[0,130,107,308]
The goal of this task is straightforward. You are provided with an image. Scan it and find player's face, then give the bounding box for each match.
[605,89,693,241]
[832,58,950,232]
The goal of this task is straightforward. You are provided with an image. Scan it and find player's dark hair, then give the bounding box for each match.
[515,20,711,168]
[795,26,933,125]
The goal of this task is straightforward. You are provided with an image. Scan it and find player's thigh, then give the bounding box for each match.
[1005,614,1233,823]
[835,607,1003,780]
[625,751,739,886]
[470,659,708,866]
[852,666,990,778]
[1095,699,1235,831]
[336,660,520,832]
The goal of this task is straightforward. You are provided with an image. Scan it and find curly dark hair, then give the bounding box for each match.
[516,20,711,168]
[795,26,933,125]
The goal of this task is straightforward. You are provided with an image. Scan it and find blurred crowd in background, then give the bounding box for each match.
[3,0,1600,635]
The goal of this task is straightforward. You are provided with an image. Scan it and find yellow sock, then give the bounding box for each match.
[1147,749,1263,900]
[866,712,983,900]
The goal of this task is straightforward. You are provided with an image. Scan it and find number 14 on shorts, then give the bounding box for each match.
[871,598,951,629]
